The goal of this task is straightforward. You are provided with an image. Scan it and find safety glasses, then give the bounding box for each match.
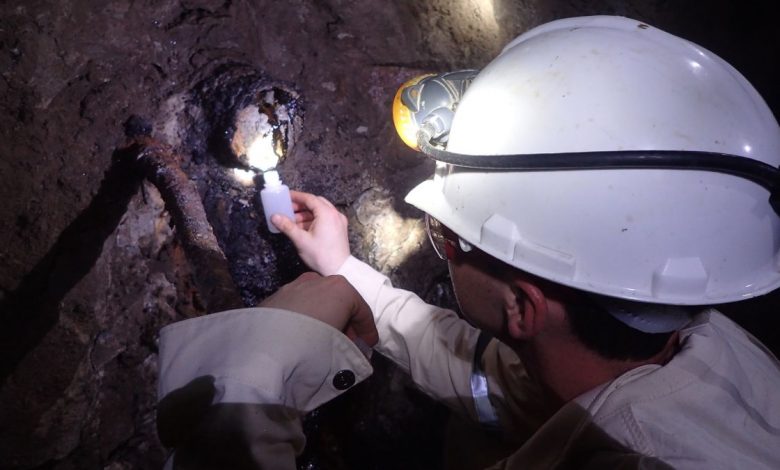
[424,214,472,261]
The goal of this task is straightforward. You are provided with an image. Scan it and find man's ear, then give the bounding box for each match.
[504,276,548,340]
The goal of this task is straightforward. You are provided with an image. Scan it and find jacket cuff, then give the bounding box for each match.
[337,255,389,307]
[158,308,373,413]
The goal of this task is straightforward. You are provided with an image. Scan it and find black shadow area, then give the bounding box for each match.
[0,148,141,384]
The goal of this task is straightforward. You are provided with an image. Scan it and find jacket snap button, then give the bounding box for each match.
[332,370,356,390]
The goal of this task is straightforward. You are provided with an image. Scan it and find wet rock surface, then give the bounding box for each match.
[1,1,779,469]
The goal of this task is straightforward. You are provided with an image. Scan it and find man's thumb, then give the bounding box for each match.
[271,214,299,239]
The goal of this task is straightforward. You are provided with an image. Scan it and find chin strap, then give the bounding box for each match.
[471,331,500,430]
[417,129,780,216]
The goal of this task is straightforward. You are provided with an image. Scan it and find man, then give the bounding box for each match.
[157,16,780,468]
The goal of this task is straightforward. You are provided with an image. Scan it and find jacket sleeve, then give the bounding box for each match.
[157,307,373,470]
[337,256,554,436]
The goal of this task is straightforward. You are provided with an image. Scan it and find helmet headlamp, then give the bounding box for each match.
[392,70,478,150]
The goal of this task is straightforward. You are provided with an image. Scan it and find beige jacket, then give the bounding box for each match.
[158,256,780,469]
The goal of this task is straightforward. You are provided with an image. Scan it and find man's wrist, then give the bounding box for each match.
[321,253,351,276]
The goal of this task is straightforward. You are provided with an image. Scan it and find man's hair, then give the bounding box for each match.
[564,293,693,361]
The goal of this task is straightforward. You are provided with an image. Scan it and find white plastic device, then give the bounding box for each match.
[260,170,295,234]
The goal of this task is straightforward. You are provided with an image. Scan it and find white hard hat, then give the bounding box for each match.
[404,16,780,305]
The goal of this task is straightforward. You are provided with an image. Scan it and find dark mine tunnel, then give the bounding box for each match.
[1,1,779,469]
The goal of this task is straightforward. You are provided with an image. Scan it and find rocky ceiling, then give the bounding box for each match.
[1,1,778,469]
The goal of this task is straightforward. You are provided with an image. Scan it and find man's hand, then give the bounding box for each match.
[271,191,350,275]
[259,272,378,347]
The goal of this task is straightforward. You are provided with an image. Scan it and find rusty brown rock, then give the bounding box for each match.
[129,137,243,312]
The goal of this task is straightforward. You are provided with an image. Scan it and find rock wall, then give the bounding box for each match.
[1,1,778,468]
